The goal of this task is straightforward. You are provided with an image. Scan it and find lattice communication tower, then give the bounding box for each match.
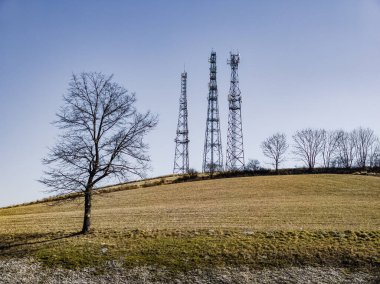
[173,71,189,174]
[226,52,245,170]
[202,51,223,173]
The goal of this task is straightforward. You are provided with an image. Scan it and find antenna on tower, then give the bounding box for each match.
[226,52,245,171]
[173,71,190,174]
[202,51,223,173]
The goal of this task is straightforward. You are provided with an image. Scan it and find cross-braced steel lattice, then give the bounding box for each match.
[226,52,245,170]
[173,71,189,174]
[203,51,223,173]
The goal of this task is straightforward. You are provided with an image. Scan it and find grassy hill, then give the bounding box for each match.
[0,174,379,274]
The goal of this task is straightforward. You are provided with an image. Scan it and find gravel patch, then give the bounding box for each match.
[0,259,378,284]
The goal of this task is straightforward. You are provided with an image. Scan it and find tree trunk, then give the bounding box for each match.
[82,188,92,234]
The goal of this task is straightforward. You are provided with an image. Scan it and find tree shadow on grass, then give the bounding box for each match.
[0,231,82,257]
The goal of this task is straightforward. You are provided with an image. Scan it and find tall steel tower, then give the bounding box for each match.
[173,71,189,174]
[226,52,245,171]
[203,51,223,173]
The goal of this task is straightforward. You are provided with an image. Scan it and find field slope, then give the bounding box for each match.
[0,174,379,280]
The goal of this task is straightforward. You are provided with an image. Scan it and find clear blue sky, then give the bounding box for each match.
[0,0,379,207]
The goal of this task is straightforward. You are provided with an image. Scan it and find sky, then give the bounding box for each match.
[0,0,379,207]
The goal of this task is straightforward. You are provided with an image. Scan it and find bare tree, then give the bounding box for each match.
[261,133,288,172]
[369,139,380,168]
[336,130,356,168]
[321,130,341,168]
[352,127,377,168]
[292,128,325,170]
[245,159,261,171]
[40,72,158,234]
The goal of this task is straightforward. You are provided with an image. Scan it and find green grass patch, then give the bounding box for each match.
[2,230,379,273]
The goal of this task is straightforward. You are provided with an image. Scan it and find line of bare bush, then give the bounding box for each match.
[257,127,379,171]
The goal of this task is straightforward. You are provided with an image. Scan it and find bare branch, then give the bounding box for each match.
[336,130,356,168]
[321,130,340,168]
[39,72,158,233]
[292,128,325,169]
[351,127,377,168]
[261,133,288,171]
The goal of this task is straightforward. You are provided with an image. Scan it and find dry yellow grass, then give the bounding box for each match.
[1,174,379,235]
[0,174,379,271]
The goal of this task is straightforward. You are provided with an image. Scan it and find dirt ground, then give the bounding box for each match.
[0,258,379,284]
